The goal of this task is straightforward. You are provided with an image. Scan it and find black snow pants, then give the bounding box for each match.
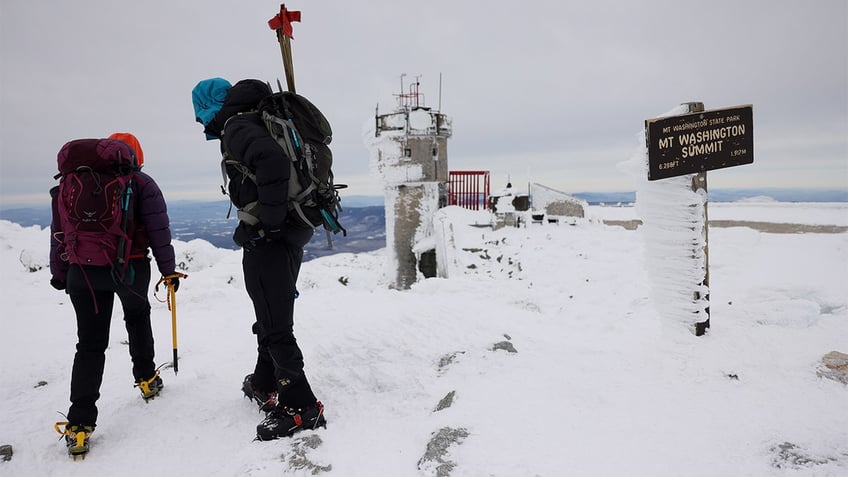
[242,226,317,409]
[65,258,155,427]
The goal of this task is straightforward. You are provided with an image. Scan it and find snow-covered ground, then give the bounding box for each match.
[1,201,846,476]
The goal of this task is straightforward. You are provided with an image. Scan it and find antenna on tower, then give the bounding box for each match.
[398,73,406,110]
[438,72,442,112]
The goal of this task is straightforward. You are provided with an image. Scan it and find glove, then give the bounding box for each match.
[233,222,265,248]
[50,278,66,291]
[162,273,185,292]
[264,223,285,242]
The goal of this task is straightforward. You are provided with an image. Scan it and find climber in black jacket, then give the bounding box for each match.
[192,78,325,440]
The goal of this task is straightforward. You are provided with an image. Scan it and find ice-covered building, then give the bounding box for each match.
[365,77,452,289]
[487,181,587,228]
[529,183,587,218]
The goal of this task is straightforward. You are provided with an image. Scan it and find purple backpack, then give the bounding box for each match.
[54,139,139,279]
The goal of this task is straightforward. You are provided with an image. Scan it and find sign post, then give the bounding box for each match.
[645,103,754,335]
[685,102,710,336]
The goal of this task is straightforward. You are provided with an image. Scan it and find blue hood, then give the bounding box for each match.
[192,78,232,140]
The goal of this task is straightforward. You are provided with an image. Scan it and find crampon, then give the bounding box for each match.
[54,421,93,460]
[135,368,164,401]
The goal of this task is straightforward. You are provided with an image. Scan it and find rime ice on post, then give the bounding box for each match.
[365,75,452,289]
[621,103,712,335]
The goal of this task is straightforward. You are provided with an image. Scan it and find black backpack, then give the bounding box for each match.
[223,91,346,237]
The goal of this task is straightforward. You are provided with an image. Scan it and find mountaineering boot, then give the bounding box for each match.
[136,372,164,401]
[55,422,94,458]
[242,374,278,412]
[256,401,326,441]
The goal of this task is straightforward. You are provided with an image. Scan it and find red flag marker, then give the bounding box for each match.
[268,4,301,92]
[268,4,301,38]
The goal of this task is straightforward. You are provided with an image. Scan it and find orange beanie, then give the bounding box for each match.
[108,132,144,167]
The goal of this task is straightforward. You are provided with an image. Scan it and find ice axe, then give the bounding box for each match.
[156,273,188,374]
[268,3,301,93]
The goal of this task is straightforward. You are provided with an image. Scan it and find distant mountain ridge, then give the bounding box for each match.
[0,202,386,261]
[2,189,844,259]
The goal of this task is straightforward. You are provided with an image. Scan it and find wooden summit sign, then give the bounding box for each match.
[646,105,753,180]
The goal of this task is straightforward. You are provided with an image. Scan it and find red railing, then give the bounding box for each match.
[448,171,490,210]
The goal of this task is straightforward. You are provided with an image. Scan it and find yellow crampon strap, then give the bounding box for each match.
[54,421,87,448]
[54,421,70,437]
[135,369,160,396]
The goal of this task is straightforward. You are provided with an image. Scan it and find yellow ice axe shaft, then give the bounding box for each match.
[169,283,178,374]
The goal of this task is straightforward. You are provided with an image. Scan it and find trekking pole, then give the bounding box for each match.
[268,3,301,93]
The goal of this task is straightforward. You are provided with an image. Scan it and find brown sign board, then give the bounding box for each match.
[645,105,754,180]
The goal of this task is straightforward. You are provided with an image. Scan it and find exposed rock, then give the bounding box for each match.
[417,427,469,477]
[545,200,585,218]
[492,341,517,353]
[437,352,464,374]
[770,442,836,469]
[434,391,456,412]
[0,444,12,462]
[817,351,848,384]
[530,183,586,218]
[281,434,331,475]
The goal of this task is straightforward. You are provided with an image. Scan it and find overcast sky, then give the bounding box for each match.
[1,0,846,206]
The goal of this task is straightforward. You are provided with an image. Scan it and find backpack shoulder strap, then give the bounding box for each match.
[261,111,300,162]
